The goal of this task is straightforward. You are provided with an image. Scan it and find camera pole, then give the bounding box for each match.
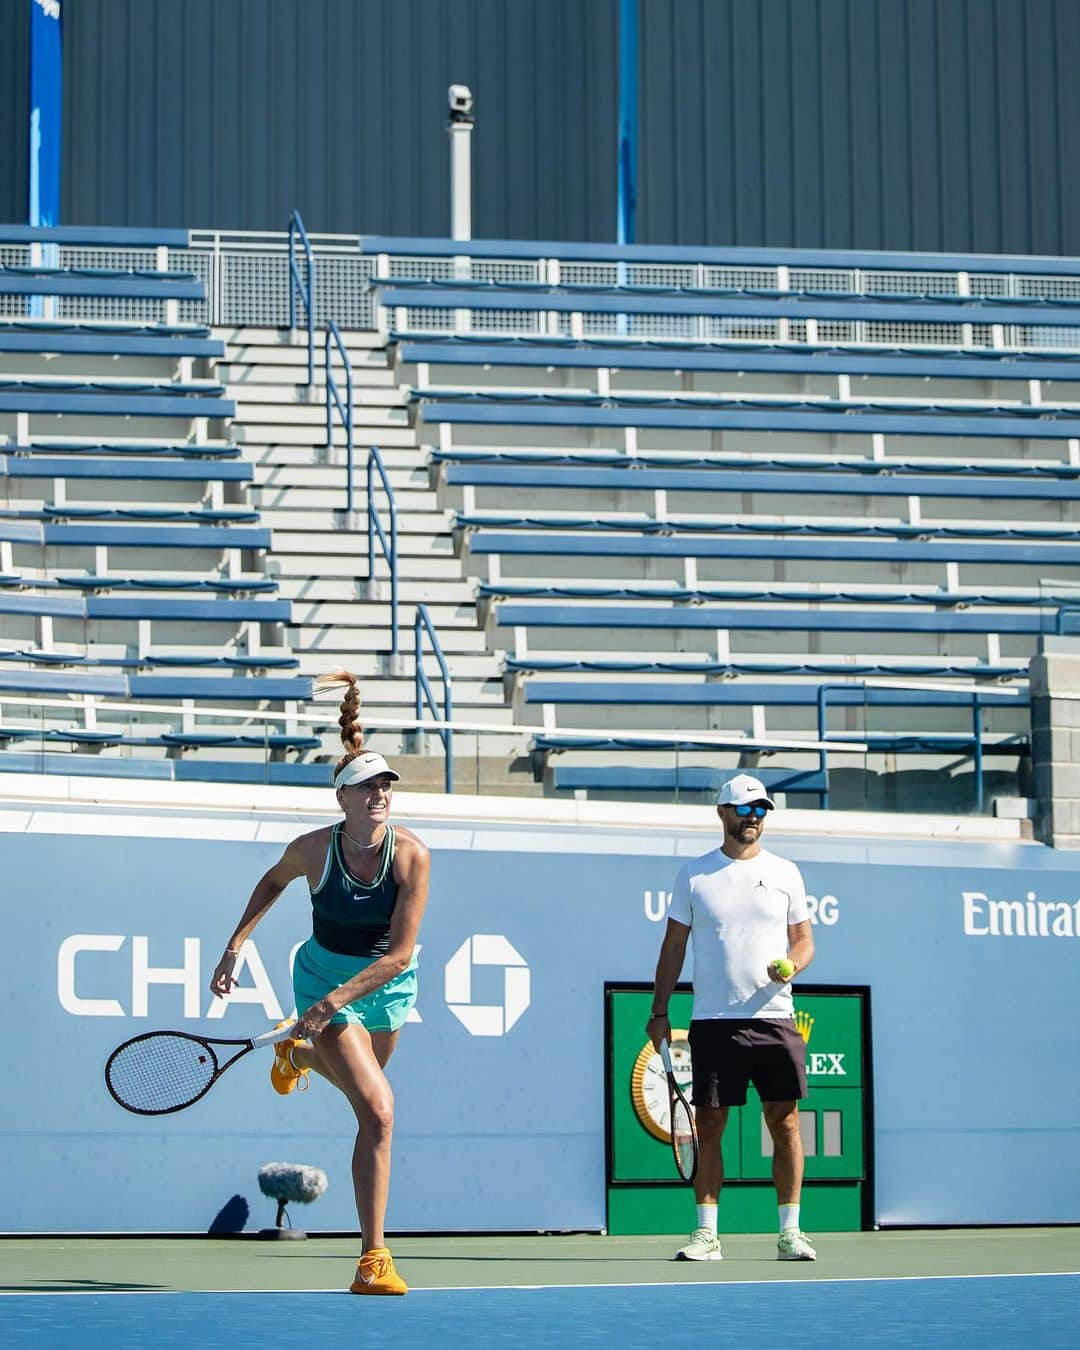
[447,85,475,242]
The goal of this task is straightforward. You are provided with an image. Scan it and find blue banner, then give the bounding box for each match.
[29,0,63,228]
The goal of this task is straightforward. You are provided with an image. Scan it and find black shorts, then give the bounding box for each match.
[688,1017,807,1108]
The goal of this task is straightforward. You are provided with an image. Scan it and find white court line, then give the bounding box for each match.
[3,1270,1079,1297]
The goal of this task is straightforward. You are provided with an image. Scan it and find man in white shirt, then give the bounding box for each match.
[647,773,817,1263]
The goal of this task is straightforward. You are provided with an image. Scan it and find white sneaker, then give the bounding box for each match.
[777,1228,816,1261]
[675,1226,723,1261]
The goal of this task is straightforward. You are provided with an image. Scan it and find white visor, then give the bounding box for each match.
[333,752,401,789]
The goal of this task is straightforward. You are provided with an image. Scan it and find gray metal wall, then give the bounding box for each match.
[637,0,1080,255]
[56,0,618,239]
[0,0,30,224]
[2,0,1079,254]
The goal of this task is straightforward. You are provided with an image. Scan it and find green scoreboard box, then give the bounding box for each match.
[605,983,873,1235]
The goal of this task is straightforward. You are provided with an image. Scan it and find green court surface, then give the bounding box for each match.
[2,1228,1078,1295]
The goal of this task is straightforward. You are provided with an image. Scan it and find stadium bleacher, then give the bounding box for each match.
[6,226,1080,810]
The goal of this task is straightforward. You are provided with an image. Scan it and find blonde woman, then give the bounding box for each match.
[209,670,429,1295]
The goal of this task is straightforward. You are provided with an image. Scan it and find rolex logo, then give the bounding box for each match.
[794,1010,814,1043]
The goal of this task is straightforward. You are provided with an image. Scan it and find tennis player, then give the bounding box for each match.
[647,773,817,1263]
[209,669,429,1296]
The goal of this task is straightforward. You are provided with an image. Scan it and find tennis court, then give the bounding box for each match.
[3,1229,1077,1348]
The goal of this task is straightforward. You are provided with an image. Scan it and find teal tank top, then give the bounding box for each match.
[310,823,398,957]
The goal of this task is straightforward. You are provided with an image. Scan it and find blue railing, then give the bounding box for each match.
[324,319,354,510]
[367,445,400,657]
[415,603,454,792]
[287,209,316,388]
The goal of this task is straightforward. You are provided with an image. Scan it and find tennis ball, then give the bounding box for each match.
[773,958,795,981]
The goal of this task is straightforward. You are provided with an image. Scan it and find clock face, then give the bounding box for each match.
[630,1032,694,1143]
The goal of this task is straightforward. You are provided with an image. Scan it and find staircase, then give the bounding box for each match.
[219,328,539,795]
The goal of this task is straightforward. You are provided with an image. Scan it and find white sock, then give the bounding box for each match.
[696,1203,718,1236]
[779,1203,800,1233]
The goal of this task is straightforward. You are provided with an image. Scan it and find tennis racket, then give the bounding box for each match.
[660,1036,699,1183]
[104,1024,296,1116]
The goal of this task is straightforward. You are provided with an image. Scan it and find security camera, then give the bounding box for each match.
[448,84,474,122]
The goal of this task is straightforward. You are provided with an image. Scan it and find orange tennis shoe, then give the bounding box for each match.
[270,1022,310,1096]
[349,1247,408,1295]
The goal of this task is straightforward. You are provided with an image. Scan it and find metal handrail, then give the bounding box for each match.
[367,445,399,656]
[324,319,355,510]
[287,209,316,387]
[414,604,454,792]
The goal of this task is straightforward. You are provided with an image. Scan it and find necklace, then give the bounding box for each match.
[341,825,385,850]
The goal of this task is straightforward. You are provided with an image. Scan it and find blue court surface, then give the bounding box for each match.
[2,1275,1078,1350]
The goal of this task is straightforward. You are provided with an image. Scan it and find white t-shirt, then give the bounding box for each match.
[668,846,809,1020]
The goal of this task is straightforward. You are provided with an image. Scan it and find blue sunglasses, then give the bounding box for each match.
[732,803,770,818]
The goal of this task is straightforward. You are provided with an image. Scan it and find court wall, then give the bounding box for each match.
[3,778,1078,1233]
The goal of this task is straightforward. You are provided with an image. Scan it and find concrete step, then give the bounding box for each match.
[269,552,462,578]
[253,487,439,512]
[219,327,386,350]
[263,509,453,534]
[277,576,475,604]
[305,675,506,705]
[252,463,429,490]
[293,649,501,679]
[290,623,491,654]
[231,424,417,448]
[229,402,409,426]
[268,531,456,556]
[219,364,396,387]
[287,599,478,628]
[241,445,424,469]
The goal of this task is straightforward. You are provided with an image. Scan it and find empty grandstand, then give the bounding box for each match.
[5,224,1080,822]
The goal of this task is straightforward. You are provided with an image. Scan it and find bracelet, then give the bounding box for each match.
[649,1010,668,1019]
[223,947,240,956]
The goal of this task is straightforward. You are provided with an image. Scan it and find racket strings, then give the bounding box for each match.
[106,1034,217,1113]
[670,1095,697,1179]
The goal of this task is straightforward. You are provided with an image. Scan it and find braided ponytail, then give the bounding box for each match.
[313,667,364,779]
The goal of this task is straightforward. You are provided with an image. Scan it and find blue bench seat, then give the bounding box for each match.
[521,678,1028,708]
[0,226,190,248]
[504,656,1028,680]
[0,648,297,671]
[497,600,1064,638]
[398,337,1080,384]
[447,461,1080,502]
[0,520,270,549]
[0,390,233,419]
[421,394,1080,442]
[481,581,1075,608]
[53,575,275,593]
[464,526,1080,566]
[0,592,289,622]
[0,324,223,358]
[0,667,309,699]
[0,453,251,482]
[0,266,203,301]
[377,280,1080,330]
[549,764,828,796]
[0,751,331,787]
[531,731,1028,757]
[1,506,257,524]
[16,441,241,460]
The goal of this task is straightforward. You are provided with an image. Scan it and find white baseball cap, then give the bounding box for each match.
[717,773,775,809]
[334,752,401,789]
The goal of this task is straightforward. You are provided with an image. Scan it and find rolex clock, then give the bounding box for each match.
[629,1031,694,1142]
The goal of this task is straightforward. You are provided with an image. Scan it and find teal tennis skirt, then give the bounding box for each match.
[292,935,418,1033]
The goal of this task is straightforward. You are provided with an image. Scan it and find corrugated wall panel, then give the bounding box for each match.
[0,0,31,225]
[637,0,1080,256]
[59,0,617,239]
